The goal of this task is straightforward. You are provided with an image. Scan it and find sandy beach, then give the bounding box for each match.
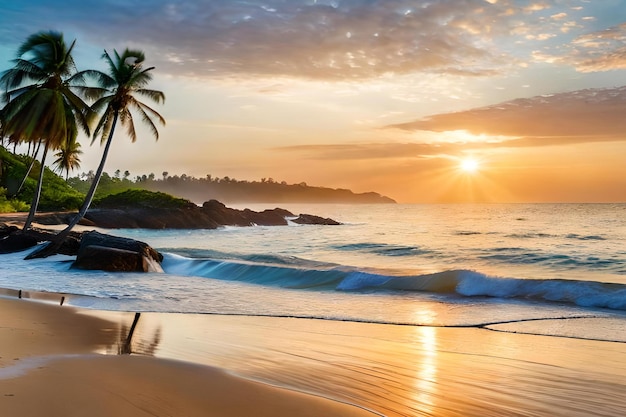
[1,291,626,416]
[0,295,378,417]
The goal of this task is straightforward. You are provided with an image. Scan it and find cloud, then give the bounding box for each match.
[387,86,626,140]
[4,1,623,82]
[567,23,626,72]
[274,142,463,160]
[2,0,559,81]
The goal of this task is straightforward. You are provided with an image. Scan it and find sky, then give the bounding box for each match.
[0,0,625,203]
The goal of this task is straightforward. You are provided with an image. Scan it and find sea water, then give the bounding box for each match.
[1,203,625,341]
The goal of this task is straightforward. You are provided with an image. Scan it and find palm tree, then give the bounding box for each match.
[53,135,82,180]
[13,138,43,196]
[27,48,165,259]
[0,31,93,230]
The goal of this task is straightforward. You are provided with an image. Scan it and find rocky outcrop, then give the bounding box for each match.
[0,225,81,255]
[0,198,340,264]
[201,200,291,226]
[72,231,163,272]
[0,229,39,254]
[78,199,341,229]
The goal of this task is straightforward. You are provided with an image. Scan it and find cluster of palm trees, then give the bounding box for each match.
[0,31,165,256]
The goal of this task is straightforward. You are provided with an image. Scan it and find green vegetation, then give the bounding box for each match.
[92,189,192,209]
[67,171,139,198]
[0,187,29,212]
[0,31,94,229]
[68,171,397,204]
[53,137,82,180]
[0,145,84,211]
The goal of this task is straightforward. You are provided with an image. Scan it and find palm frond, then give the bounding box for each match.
[91,95,114,113]
[1,69,33,92]
[62,38,78,74]
[101,50,119,81]
[2,83,37,104]
[129,67,155,89]
[59,85,94,135]
[131,99,161,140]
[72,85,109,102]
[136,88,165,104]
[131,96,166,126]
[119,108,137,142]
[120,49,146,67]
[92,107,115,144]
[72,69,116,89]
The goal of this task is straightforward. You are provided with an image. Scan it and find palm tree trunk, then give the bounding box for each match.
[22,141,49,231]
[64,112,118,232]
[25,113,119,259]
[14,139,43,196]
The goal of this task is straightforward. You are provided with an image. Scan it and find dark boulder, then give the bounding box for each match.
[0,224,18,239]
[72,231,163,272]
[0,224,82,255]
[292,214,342,225]
[201,200,259,226]
[0,230,39,254]
[72,245,156,272]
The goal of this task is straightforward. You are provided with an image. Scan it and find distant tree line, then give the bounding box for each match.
[68,171,397,204]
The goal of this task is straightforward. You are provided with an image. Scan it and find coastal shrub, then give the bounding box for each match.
[0,187,30,212]
[92,189,194,209]
[1,146,85,211]
[67,172,140,198]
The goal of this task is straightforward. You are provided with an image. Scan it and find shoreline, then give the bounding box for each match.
[2,290,626,416]
[0,294,379,417]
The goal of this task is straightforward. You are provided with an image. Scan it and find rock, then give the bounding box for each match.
[24,228,82,256]
[0,224,19,239]
[0,230,39,254]
[4,199,341,231]
[72,245,158,272]
[84,207,221,229]
[0,223,83,256]
[72,231,163,272]
[78,199,342,229]
[201,200,292,226]
[292,214,342,225]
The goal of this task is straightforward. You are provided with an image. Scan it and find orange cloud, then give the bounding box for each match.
[387,86,626,140]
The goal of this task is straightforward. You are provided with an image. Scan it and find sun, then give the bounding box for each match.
[459,157,480,173]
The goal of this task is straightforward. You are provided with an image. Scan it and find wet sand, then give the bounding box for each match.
[129,312,626,417]
[2,293,626,416]
[0,296,378,417]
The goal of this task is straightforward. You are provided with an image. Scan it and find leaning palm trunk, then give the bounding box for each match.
[14,139,43,196]
[65,112,118,232]
[22,141,49,231]
[25,113,118,259]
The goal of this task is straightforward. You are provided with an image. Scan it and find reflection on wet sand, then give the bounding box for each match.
[127,313,626,417]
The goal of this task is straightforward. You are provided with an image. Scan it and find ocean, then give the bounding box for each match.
[1,203,625,342]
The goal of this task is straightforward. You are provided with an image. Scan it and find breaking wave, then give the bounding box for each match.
[161,252,626,311]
